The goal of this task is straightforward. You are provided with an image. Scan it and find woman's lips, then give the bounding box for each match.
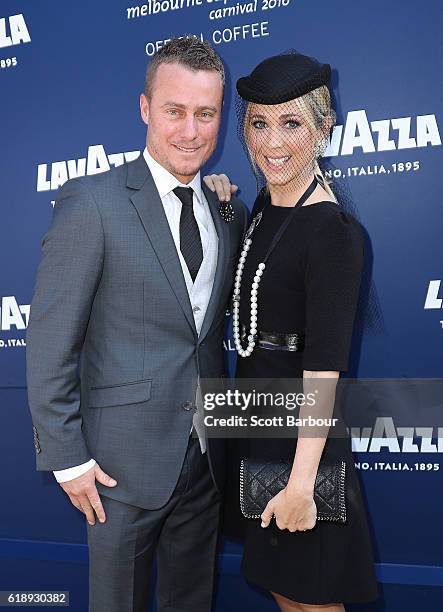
[263,155,291,169]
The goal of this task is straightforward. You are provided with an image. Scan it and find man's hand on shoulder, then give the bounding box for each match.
[59,463,117,525]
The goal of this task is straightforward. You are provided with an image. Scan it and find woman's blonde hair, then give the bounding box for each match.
[293,84,337,202]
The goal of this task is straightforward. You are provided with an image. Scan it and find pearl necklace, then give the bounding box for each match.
[232,178,319,358]
[232,210,265,357]
[232,245,265,357]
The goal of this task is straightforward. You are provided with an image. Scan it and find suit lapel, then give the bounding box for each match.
[127,155,197,337]
[198,182,230,343]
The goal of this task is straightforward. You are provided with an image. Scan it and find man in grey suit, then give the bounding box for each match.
[26,37,247,611]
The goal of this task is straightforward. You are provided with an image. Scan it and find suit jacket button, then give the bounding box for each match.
[182,401,193,411]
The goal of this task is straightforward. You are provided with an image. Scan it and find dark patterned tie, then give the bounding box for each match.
[173,186,203,282]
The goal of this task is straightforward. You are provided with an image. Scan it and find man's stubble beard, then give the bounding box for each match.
[149,136,218,181]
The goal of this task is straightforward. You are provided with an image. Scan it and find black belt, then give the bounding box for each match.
[240,324,305,352]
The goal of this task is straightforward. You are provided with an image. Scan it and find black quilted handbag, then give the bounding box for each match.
[240,459,347,523]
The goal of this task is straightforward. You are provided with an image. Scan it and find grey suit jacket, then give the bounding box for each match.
[26,154,248,509]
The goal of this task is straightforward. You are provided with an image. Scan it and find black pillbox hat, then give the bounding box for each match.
[236,51,331,105]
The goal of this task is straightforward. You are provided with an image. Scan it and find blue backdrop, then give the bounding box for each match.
[1,0,442,610]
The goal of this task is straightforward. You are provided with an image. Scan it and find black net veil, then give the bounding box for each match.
[235,50,384,334]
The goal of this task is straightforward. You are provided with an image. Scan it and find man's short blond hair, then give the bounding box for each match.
[145,36,225,100]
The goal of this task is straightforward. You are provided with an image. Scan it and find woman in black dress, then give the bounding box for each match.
[206,51,379,610]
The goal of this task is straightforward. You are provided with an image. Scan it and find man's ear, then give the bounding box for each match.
[140,93,149,126]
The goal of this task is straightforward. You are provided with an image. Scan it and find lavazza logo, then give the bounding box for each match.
[36,110,441,194]
[0,296,29,349]
[36,146,141,195]
[323,109,440,179]
[0,14,31,70]
[351,417,442,454]
[0,13,30,47]
[351,416,442,473]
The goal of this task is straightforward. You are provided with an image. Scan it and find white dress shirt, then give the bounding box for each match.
[53,148,218,483]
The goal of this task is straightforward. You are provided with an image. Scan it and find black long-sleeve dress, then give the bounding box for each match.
[225,192,379,604]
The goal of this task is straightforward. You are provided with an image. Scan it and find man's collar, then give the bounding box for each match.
[143,147,203,203]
